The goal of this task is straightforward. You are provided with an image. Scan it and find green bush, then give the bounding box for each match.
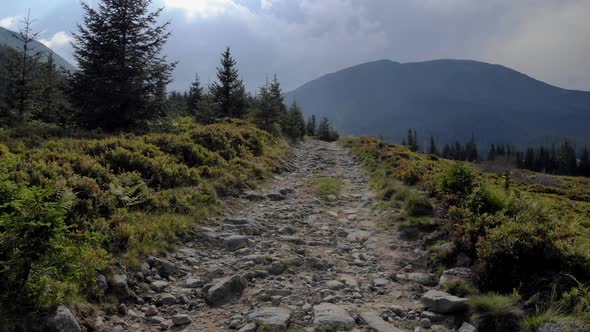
[437,162,476,203]
[404,192,434,216]
[470,293,524,332]
[476,216,560,292]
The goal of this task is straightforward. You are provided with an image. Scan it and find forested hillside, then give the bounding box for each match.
[285,59,590,147]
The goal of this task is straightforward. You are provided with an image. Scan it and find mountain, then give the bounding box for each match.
[284,59,590,147]
[0,26,76,72]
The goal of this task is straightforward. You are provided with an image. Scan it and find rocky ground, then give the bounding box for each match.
[91,140,476,332]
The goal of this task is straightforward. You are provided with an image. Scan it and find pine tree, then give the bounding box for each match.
[283,101,305,140]
[465,134,478,161]
[72,0,175,130]
[187,74,203,117]
[487,144,496,161]
[210,47,246,119]
[195,92,221,125]
[35,52,71,125]
[255,75,285,134]
[441,144,451,159]
[579,146,590,177]
[428,136,438,155]
[306,115,316,136]
[317,117,339,142]
[4,11,43,123]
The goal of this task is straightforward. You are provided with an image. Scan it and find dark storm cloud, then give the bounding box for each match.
[2,0,590,92]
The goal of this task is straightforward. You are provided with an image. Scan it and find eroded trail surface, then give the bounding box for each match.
[114,140,436,332]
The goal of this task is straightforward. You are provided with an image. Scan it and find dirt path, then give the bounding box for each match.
[108,140,439,332]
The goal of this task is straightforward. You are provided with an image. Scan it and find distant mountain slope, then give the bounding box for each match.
[0,26,76,72]
[285,59,590,147]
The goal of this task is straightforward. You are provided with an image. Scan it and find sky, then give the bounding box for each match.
[1,0,590,92]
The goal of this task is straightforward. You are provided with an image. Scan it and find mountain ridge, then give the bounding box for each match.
[0,26,76,72]
[285,59,590,147]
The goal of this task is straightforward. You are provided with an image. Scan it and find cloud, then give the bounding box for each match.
[0,16,19,29]
[39,31,73,49]
[163,0,240,18]
[481,0,590,90]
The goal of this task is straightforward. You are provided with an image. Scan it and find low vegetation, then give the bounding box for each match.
[311,177,343,203]
[0,118,288,324]
[343,136,590,328]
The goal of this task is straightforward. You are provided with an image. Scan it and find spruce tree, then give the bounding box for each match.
[283,101,305,140]
[35,52,71,125]
[5,11,43,123]
[195,93,221,125]
[306,115,316,136]
[187,74,202,117]
[72,0,175,130]
[255,75,285,134]
[579,146,590,177]
[441,144,451,159]
[488,144,496,161]
[428,136,438,155]
[210,47,246,119]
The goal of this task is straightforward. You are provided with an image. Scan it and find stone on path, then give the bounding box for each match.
[206,274,248,306]
[150,280,168,292]
[421,290,469,313]
[396,272,437,286]
[172,314,192,326]
[248,307,292,330]
[279,236,306,245]
[313,303,355,330]
[346,230,371,243]
[223,235,250,251]
[359,311,403,332]
[458,322,476,332]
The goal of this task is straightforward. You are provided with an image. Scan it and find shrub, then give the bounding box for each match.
[404,192,434,216]
[470,293,524,332]
[476,217,560,292]
[437,162,476,203]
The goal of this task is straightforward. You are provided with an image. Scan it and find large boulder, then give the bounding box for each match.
[248,307,292,330]
[458,322,476,332]
[206,275,248,306]
[313,303,355,330]
[45,305,81,332]
[421,290,469,314]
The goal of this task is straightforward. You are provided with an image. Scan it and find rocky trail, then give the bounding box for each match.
[101,140,472,332]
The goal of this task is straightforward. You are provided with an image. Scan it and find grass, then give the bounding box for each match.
[443,280,478,297]
[470,294,524,332]
[311,177,342,202]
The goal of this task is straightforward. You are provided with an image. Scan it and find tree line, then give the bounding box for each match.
[0,0,339,142]
[402,129,479,162]
[403,129,590,178]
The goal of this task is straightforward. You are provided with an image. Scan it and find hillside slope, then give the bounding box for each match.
[285,59,590,146]
[0,26,76,72]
